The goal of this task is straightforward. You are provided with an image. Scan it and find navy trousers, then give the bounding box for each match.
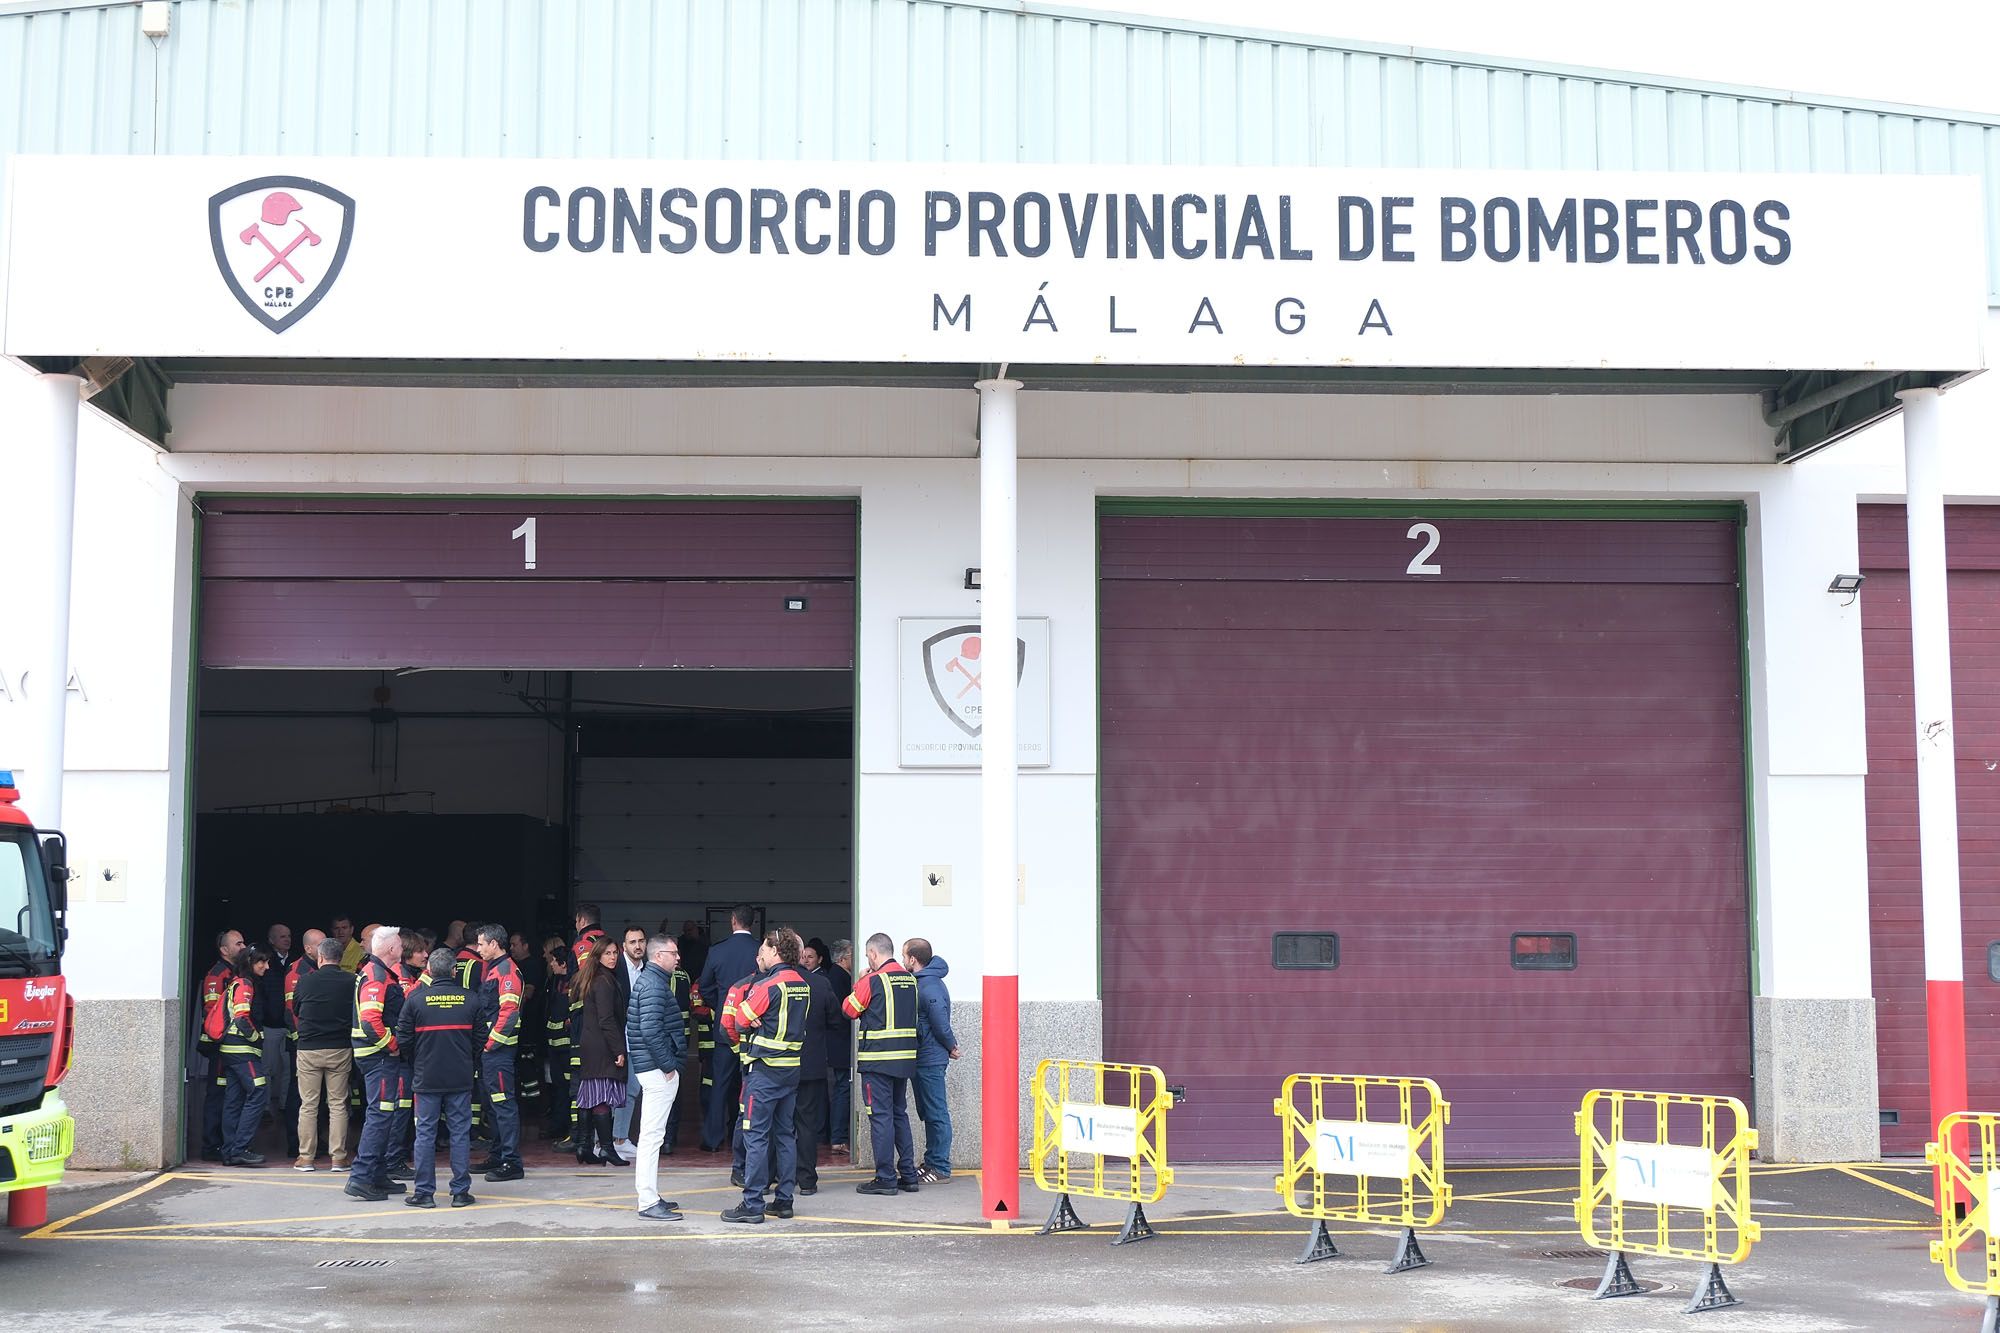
[862,1071,916,1185]
[348,1055,401,1189]
[482,1048,521,1168]
[220,1051,267,1160]
[702,1042,743,1152]
[740,1065,798,1213]
[412,1090,473,1200]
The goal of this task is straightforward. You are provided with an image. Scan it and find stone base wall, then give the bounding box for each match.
[1754,995,1880,1162]
[62,997,183,1170]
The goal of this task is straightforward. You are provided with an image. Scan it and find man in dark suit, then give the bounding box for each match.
[695,905,761,1153]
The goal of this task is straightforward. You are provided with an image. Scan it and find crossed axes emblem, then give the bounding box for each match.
[237,190,322,283]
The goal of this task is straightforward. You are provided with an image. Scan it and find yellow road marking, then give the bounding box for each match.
[1835,1165,1936,1209]
[25,1170,174,1239]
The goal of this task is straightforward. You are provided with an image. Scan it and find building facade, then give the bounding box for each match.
[1,0,1997,1174]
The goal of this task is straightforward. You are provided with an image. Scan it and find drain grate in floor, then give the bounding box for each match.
[315,1259,395,1270]
[1537,1249,1604,1261]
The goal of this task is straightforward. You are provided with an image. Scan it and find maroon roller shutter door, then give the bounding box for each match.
[199,499,855,669]
[1100,514,1750,1161]
[1860,505,2000,1156]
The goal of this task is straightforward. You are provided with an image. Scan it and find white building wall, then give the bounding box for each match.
[7,320,1999,1163]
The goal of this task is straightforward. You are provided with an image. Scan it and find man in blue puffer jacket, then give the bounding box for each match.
[903,938,959,1185]
[626,933,687,1221]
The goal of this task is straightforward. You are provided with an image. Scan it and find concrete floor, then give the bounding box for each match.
[3,1156,1988,1331]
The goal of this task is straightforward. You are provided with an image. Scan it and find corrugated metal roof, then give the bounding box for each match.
[3,0,1997,301]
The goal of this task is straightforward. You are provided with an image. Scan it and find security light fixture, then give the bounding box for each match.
[783,596,809,613]
[1828,573,1866,606]
[964,567,981,591]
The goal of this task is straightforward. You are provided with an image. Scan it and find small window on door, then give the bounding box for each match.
[1272,932,1339,970]
[1988,942,2000,983]
[1511,933,1577,971]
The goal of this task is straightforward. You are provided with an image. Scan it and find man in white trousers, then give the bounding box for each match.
[625,933,687,1221]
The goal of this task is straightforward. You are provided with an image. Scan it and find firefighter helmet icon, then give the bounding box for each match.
[208,175,355,333]
[921,624,1027,738]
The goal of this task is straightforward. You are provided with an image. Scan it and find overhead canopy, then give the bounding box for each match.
[5,155,1987,458]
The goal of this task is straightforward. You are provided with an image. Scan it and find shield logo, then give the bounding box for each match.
[921,624,1027,738]
[208,176,355,333]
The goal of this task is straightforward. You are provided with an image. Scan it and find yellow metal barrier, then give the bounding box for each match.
[1031,1058,1175,1244]
[1925,1111,2000,1332]
[1273,1073,1451,1270]
[1575,1088,1761,1314]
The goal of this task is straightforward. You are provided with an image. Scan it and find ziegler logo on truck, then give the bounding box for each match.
[20,982,53,1002]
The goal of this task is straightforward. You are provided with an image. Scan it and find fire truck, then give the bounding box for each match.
[0,769,75,1228]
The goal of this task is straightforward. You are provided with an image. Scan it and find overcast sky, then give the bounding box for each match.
[1094,0,2000,116]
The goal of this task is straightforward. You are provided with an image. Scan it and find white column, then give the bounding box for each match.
[27,373,83,828]
[1900,385,1969,1162]
[976,374,1021,1223]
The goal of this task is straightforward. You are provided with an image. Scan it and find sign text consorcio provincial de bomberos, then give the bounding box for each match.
[522,185,1795,268]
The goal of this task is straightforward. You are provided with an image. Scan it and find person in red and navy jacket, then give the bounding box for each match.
[474,922,527,1181]
[345,925,409,1202]
[217,946,273,1166]
[392,950,482,1209]
[719,928,814,1225]
[844,932,921,1195]
[197,928,244,1161]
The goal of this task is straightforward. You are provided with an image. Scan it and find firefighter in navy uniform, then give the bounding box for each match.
[345,927,410,1201]
[197,929,243,1161]
[392,950,482,1209]
[542,945,575,1147]
[689,980,717,1147]
[217,947,272,1166]
[664,956,695,1155]
[473,922,527,1181]
[844,931,920,1194]
[720,974,757,1186]
[719,929,813,1224]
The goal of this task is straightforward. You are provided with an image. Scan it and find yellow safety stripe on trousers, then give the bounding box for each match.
[249,1075,267,1087]
[352,1036,391,1056]
[489,1092,508,1102]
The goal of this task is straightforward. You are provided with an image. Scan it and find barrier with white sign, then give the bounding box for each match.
[1924,1111,2000,1333]
[1574,1089,1760,1314]
[1031,1058,1178,1245]
[1274,1074,1451,1270]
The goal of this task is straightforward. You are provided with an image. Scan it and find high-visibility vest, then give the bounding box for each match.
[738,967,812,1072]
[220,975,262,1057]
[845,962,918,1076]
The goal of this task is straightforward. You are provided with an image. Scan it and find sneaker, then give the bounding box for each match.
[343,1182,388,1202]
[768,1200,795,1219]
[482,1162,524,1183]
[719,1203,765,1225]
[897,1180,920,1193]
[292,1159,316,1172]
[830,1144,849,1156]
[855,1179,898,1196]
[331,1157,351,1171]
[612,1139,633,1156]
[451,1192,476,1208]
[477,1158,504,1174]
[637,1201,684,1221]
[798,1184,818,1196]
[405,1193,436,1209]
[916,1167,947,1185]
[729,1171,745,1188]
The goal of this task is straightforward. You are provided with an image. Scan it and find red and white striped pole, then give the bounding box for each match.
[1902,386,1969,1213]
[977,373,1022,1225]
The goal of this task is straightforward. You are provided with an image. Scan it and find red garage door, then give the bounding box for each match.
[1100,511,1751,1161]
[1860,505,2000,1156]
[199,498,855,669]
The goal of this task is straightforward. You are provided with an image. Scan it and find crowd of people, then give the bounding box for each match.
[191,904,960,1218]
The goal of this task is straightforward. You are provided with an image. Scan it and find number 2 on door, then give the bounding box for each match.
[1405,522,1441,575]
[511,517,538,571]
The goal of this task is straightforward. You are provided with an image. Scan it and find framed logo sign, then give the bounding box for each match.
[898,618,1051,769]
